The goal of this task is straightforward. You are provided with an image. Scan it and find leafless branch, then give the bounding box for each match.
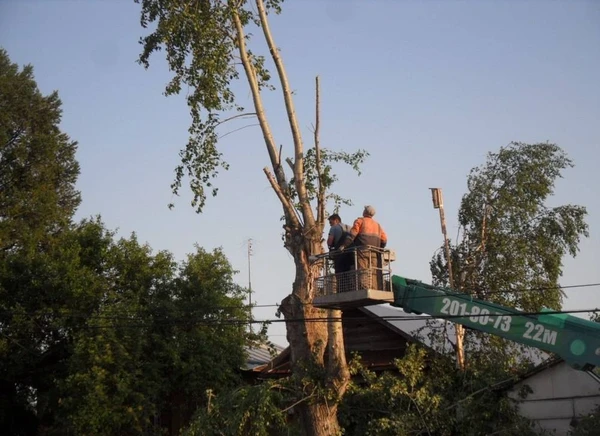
[255,0,315,229]
[215,112,257,127]
[280,387,317,413]
[231,4,289,198]
[278,143,283,168]
[314,76,325,226]
[218,123,259,140]
[263,167,299,227]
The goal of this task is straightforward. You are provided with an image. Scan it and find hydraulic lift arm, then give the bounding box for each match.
[391,275,600,371]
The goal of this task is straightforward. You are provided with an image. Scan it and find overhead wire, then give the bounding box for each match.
[2,307,597,331]
[1,282,598,333]
[1,282,599,315]
[253,281,600,308]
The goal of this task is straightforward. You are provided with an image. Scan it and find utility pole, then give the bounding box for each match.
[247,238,254,334]
[429,188,465,370]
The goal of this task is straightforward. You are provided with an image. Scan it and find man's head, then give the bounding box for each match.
[363,205,376,217]
[328,214,341,226]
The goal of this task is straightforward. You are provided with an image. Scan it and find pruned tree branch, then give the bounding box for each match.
[255,0,315,230]
[314,76,325,227]
[231,4,288,195]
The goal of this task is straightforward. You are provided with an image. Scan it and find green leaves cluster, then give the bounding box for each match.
[416,141,590,434]
[58,237,254,436]
[1,217,256,435]
[137,0,268,212]
[289,147,370,213]
[182,343,544,435]
[338,346,544,436]
[429,142,589,374]
[184,382,294,436]
[339,346,445,436]
[570,404,600,436]
[136,0,368,220]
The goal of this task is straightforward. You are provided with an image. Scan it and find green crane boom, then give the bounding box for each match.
[391,275,600,371]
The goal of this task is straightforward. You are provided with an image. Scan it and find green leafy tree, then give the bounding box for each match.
[398,141,590,434]
[56,239,255,436]
[184,382,293,436]
[0,48,80,252]
[0,48,85,434]
[56,232,175,436]
[429,142,589,369]
[135,1,368,433]
[432,141,588,311]
[0,216,116,434]
[0,48,257,435]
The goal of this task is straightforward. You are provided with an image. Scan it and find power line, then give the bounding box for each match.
[4,307,596,331]
[206,280,600,308]
[2,282,598,317]
[247,238,254,334]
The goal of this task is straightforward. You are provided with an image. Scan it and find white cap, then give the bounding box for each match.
[363,205,375,217]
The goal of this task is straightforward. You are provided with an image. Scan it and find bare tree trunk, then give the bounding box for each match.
[300,402,342,436]
[280,240,349,436]
[232,3,350,433]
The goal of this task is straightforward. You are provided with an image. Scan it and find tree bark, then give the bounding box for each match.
[232,3,350,433]
[230,4,294,213]
[255,0,314,228]
[279,238,349,435]
[300,402,343,436]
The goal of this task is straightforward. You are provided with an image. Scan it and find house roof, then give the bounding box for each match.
[497,357,600,391]
[243,343,286,370]
[248,304,433,377]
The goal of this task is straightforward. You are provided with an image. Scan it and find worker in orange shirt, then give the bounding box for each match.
[339,205,388,290]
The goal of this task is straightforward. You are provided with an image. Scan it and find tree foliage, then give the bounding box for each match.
[57,240,254,436]
[338,346,546,436]
[407,141,590,434]
[0,48,259,435]
[1,214,257,436]
[428,142,589,372]
[0,48,80,252]
[185,344,547,436]
[431,142,588,312]
[184,382,294,436]
[0,48,85,433]
[136,0,365,215]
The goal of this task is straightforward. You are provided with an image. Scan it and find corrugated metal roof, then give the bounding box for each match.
[243,343,285,369]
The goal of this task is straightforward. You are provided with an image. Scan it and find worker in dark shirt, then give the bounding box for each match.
[327,214,352,274]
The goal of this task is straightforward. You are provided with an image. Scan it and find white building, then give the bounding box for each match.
[507,359,600,435]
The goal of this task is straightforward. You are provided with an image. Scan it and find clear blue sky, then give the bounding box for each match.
[2,0,599,345]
